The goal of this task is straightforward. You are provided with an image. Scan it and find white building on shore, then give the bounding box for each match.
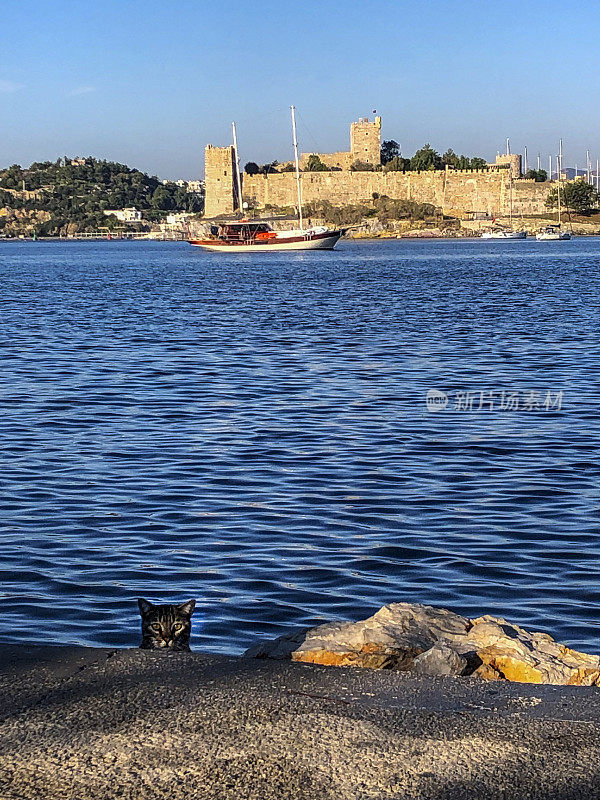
[103,207,143,222]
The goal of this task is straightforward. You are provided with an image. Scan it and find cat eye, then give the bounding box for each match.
[174,623,184,632]
[150,623,162,632]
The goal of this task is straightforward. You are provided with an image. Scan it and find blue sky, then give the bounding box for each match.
[1,0,599,179]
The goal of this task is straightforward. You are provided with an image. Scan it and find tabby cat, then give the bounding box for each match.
[138,598,196,651]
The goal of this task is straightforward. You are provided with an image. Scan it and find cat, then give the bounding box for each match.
[138,598,196,651]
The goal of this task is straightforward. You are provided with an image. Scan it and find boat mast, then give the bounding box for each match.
[557,140,562,227]
[231,122,244,216]
[290,105,304,230]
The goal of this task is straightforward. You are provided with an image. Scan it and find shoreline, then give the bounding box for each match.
[2,644,600,799]
[3,228,600,243]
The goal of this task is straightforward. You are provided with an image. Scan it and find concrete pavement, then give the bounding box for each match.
[1,645,600,799]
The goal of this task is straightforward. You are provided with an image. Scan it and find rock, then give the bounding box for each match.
[244,603,600,686]
[411,642,469,677]
[465,616,600,686]
[245,603,470,670]
[244,627,313,660]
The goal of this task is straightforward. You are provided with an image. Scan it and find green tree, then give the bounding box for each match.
[383,156,411,172]
[244,162,259,175]
[0,164,24,190]
[151,185,177,210]
[441,149,459,168]
[380,140,400,165]
[526,169,547,182]
[305,154,329,172]
[470,157,487,169]
[410,144,442,171]
[546,180,599,214]
[184,193,204,213]
[259,161,279,174]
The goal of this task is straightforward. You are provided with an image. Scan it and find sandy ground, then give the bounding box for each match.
[1,645,600,799]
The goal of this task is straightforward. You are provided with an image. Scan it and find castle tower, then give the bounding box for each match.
[350,116,382,167]
[204,144,239,218]
[495,153,522,178]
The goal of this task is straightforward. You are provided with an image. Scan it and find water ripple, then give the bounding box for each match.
[0,238,599,653]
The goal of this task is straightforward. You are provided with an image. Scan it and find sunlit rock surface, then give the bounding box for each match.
[244,603,600,686]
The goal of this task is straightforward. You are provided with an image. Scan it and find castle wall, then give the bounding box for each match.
[242,169,551,217]
[299,151,353,170]
[511,180,552,215]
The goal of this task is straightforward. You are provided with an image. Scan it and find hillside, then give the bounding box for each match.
[0,157,203,237]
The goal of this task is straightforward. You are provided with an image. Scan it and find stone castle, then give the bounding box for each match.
[203,117,549,219]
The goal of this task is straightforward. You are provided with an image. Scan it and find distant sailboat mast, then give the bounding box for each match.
[231,122,244,215]
[557,140,563,227]
[290,105,304,231]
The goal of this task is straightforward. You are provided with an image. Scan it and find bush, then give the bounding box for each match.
[301,197,438,226]
[350,161,375,172]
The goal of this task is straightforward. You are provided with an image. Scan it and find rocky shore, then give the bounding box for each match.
[246,602,600,685]
[2,604,600,799]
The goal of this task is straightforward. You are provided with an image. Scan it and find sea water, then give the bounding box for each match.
[0,238,598,654]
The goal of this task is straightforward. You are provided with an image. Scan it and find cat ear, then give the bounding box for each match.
[177,599,196,616]
[138,598,153,616]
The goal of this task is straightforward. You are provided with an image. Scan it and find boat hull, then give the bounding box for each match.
[190,230,342,252]
[481,230,527,239]
[536,232,571,240]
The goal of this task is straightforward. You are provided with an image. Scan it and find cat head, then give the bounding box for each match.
[138,598,196,651]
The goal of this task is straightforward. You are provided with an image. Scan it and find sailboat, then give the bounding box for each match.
[189,108,345,251]
[537,141,571,240]
[481,171,526,239]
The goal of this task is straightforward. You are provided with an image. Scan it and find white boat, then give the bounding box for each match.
[482,227,526,239]
[481,171,526,239]
[536,225,571,241]
[190,107,344,252]
[536,141,572,241]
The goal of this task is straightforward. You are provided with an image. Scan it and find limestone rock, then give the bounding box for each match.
[411,642,469,677]
[465,616,600,686]
[245,603,470,670]
[244,603,600,686]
